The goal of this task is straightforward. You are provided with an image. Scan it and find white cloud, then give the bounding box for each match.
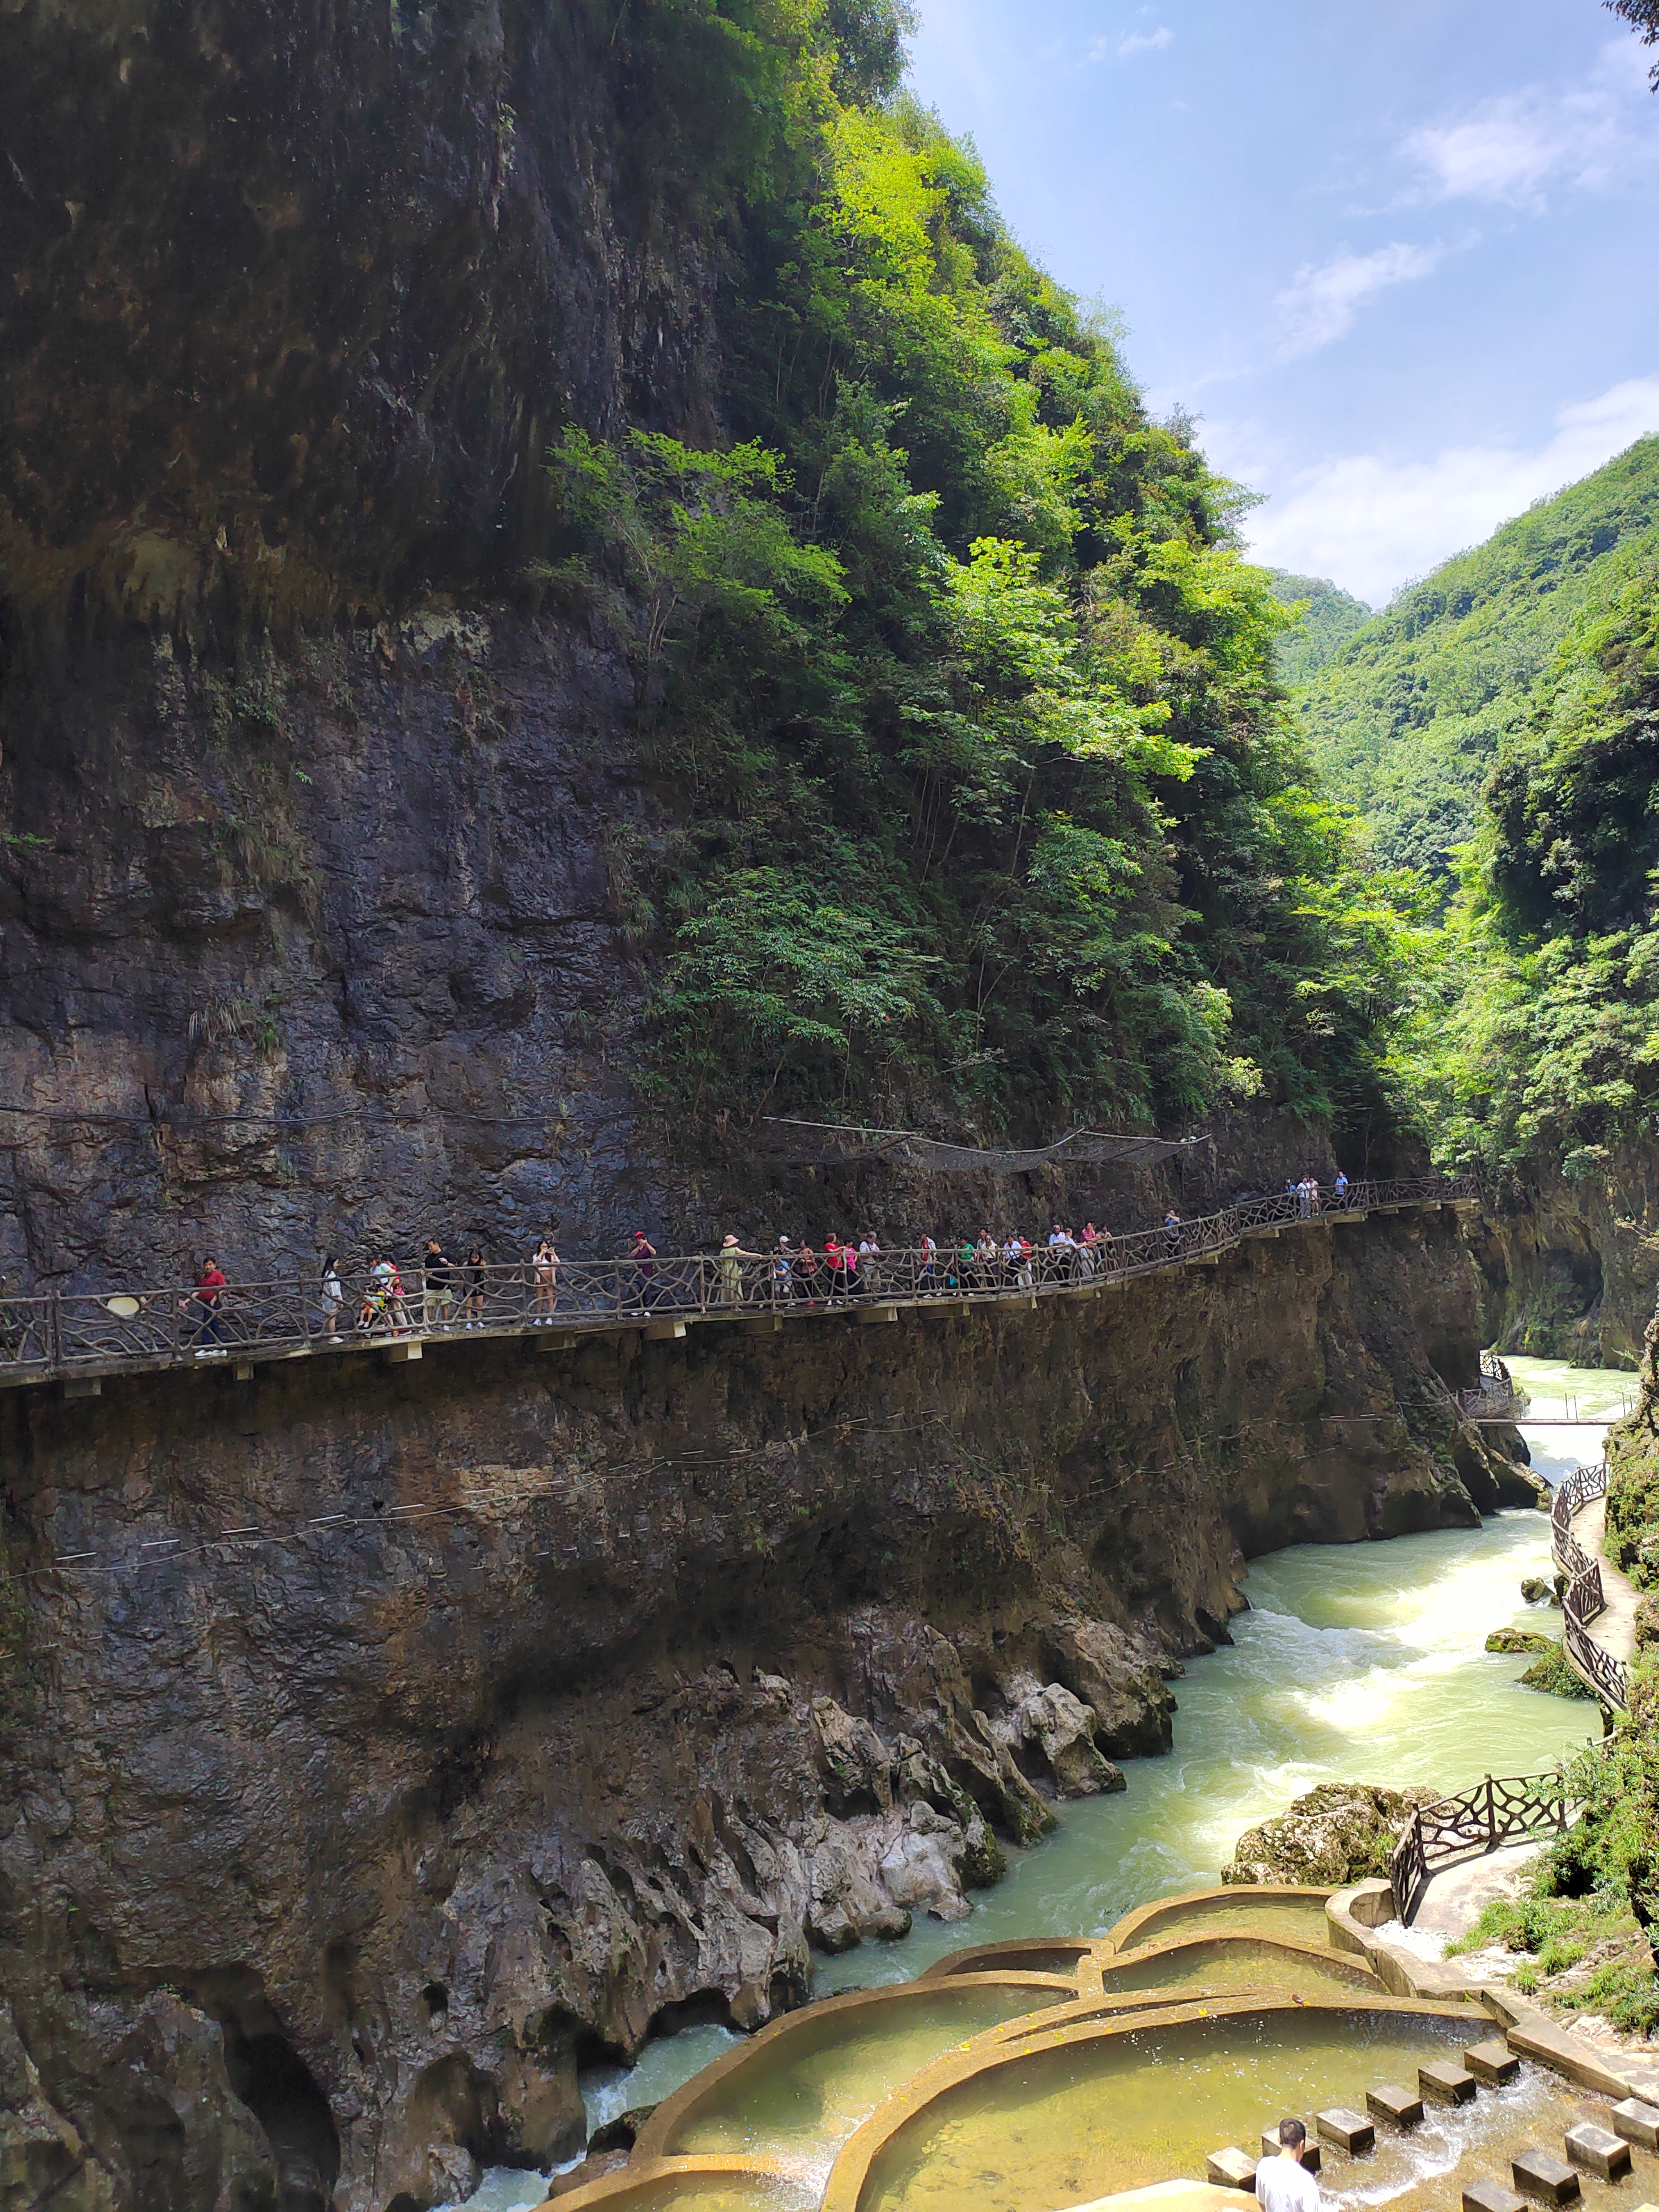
[1091,24,1171,60]
[1235,376,1659,606]
[1274,243,1441,359]
[1403,41,1652,207]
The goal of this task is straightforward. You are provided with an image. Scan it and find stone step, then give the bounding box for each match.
[1563,2124,1631,2181]
[1367,2084,1425,2128]
[1469,2176,1530,2212]
[1463,2185,1526,2212]
[1316,2108,1375,2155]
[1420,2060,1478,2105]
[1206,2148,1257,2192]
[1613,2099,1659,2152]
[1465,2038,1521,2087]
[1260,2134,1321,2173]
[1512,2148,1581,2205]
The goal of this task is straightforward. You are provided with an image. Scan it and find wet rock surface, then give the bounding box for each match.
[2,1210,1513,2209]
[1222,1782,1443,1887]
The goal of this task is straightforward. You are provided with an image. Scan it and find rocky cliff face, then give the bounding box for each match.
[0,613,674,1288]
[0,0,726,628]
[0,12,1549,2210]
[1,1208,1535,2210]
[1472,1143,1659,1369]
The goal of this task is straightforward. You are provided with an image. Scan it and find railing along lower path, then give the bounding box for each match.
[1389,1771,1571,1926]
[1552,1464,1636,1712]
[0,1175,1476,1396]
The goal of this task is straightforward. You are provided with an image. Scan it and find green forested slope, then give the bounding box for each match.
[1409,555,1659,1171]
[1265,570,1373,684]
[1295,440,1659,890]
[547,3,1420,1151]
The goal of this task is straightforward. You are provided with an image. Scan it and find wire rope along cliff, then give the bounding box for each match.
[1551,1462,1631,1712]
[754,1120,1213,1173]
[1388,1769,1571,1926]
[0,1176,1477,1392]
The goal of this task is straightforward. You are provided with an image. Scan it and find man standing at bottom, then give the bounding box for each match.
[1255,2121,1321,2212]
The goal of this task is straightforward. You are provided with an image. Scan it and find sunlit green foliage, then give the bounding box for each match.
[1609,0,1659,86]
[1445,1733,1659,2032]
[1383,553,1659,1171]
[1295,440,1659,894]
[547,3,1424,1142]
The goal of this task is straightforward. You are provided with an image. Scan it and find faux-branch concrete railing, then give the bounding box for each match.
[1388,1769,1570,1925]
[0,1175,1477,1392]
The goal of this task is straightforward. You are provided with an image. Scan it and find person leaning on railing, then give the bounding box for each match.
[718,1234,759,1304]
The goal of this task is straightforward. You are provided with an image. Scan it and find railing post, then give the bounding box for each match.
[49,1291,62,1374]
[1484,1773,1494,1846]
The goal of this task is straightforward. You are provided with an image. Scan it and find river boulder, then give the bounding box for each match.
[1486,1628,1554,1653]
[1518,1642,1598,1699]
[1222,1783,1441,1886]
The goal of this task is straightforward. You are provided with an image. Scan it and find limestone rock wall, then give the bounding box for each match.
[0,615,671,1290]
[0,0,724,627]
[0,1207,1534,2210]
[1472,1143,1659,1369]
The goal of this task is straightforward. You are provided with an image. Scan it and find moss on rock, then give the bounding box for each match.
[1222,1782,1441,1887]
[1518,1641,1599,1699]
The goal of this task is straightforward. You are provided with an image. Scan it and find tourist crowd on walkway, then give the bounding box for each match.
[158,1171,1355,1352]
[1287,1169,1347,1218]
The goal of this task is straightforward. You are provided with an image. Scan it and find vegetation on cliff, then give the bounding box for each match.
[1448,1730,1659,2032]
[537,7,1424,1147]
[1281,441,1659,1187]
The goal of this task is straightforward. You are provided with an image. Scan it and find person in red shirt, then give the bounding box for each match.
[184,1257,228,1352]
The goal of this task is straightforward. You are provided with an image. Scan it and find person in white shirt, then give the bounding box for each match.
[1255,2120,1321,2212]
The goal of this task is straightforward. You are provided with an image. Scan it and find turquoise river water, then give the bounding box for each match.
[451,1354,1626,2210]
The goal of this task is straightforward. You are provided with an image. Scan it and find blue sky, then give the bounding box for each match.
[904,1,1659,603]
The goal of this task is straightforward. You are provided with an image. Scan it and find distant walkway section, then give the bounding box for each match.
[1,1175,1475,1396]
[1553,1464,1636,1711]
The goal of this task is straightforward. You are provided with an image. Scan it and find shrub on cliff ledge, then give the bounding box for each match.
[1222,1783,1439,1888]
